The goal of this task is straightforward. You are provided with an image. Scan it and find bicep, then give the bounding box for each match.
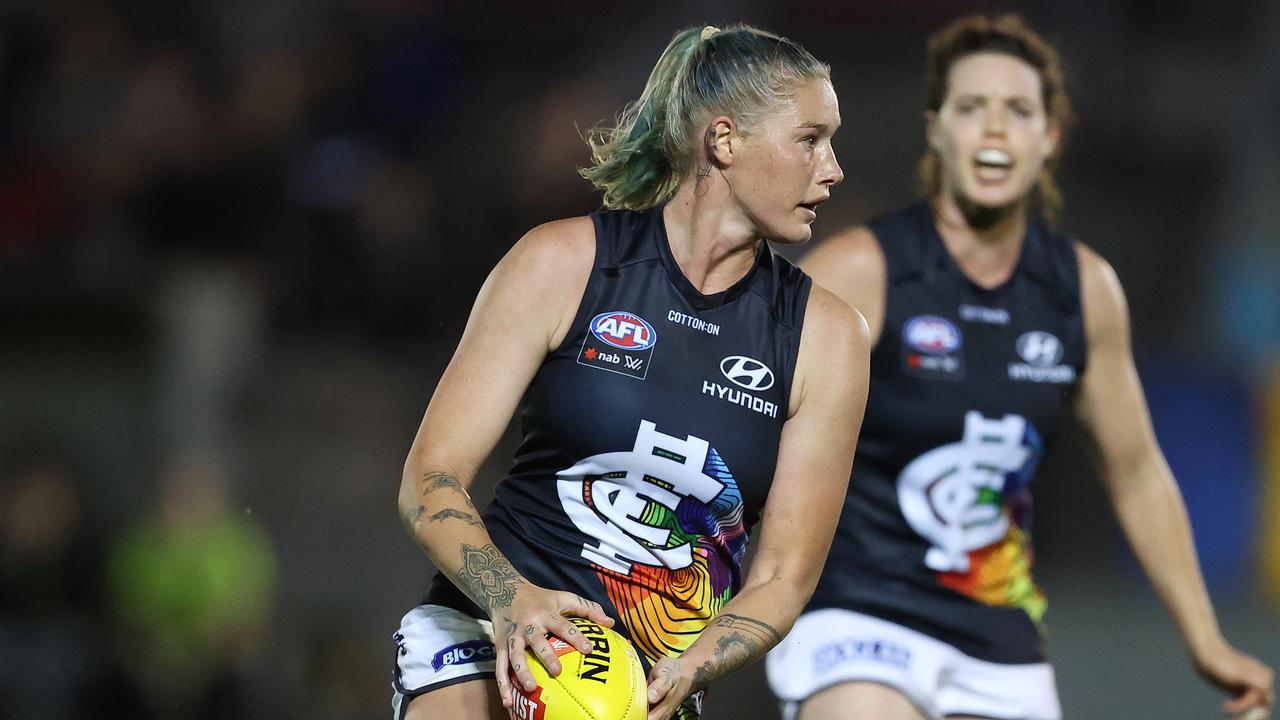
[747,293,870,589]
[407,226,591,483]
[1073,248,1161,486]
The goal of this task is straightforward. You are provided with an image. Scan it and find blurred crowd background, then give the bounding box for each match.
[2,0,1278,718]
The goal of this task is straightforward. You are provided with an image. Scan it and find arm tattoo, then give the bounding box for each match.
[400,505,426,533]
[706,613,782,646]
[456,543,522,613]
[690,614,782,690]
[402,472,475,533]
[420,472,477,509]
[428,508,484,528]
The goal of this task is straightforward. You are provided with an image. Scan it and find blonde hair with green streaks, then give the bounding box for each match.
[581,24,830,210]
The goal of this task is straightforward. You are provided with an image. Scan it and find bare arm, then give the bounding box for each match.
[797,225,886,344]
[397,217,614,706]
[1073,244,1274,718]
[644,285,871,719]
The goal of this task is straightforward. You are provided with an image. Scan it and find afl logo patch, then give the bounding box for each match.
[590,311,657,350]
[720,356,775,391]
[904,316,962,355]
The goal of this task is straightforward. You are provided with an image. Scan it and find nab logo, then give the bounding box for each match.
[590,311,656,350]
[1016,331,1063,367]
[720,356,775,391]
[904,316,962,355]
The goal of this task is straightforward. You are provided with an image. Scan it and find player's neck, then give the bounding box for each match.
[932,191,1028,290]
[663,182,760,296]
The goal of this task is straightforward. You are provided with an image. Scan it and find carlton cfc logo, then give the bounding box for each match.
[904,315,962,355]
[589,311,657,350]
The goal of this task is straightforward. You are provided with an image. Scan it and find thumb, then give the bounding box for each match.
[647,668,670,705]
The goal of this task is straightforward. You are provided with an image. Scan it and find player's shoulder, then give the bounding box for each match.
[509,216,596,269]
[803,282,871,352]
[1073,241,1126,309]
[1074,241,1118,285]
[803,225,885,278]
[1073,241,1131,345]
[494,213,599,284]
[800,226,884,298]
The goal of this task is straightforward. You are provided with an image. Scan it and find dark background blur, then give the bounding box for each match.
[2,1,1278,718]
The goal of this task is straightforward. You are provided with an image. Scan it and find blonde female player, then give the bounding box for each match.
[391,24,869,720]
[766,13,1274,720]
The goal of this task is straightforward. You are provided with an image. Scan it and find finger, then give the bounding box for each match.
[546,613,595,655]
[526,626,565,677]
[646,674,670,706]
[565,595,615,628]
[508,638,539,693]
[1225,688,1267,715]
[1228,686,1269,712]
[647,692,676,720]
[494,644,513,709]
[1236,707,1269,720]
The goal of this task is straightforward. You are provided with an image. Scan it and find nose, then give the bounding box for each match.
[984,107,1007,136]
[820,146,844,187]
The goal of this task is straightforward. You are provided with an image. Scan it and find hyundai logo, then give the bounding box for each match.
[1015,331,1064,367]
[720,356,775,391]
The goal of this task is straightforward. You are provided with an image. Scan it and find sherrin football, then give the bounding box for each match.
[507,616,646,720]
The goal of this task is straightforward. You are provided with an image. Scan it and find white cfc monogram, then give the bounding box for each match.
[557,420,726,575]
[897,411,1031,573]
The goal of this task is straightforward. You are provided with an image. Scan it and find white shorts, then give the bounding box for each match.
[391,604,497,719]
[766,609,1061,720]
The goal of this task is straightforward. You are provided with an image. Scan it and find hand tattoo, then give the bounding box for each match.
[457,544,521,613]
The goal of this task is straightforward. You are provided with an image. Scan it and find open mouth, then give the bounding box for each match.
[974,148,1013,181]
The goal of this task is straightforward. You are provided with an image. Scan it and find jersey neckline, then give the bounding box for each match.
[916,200,1041,298]
[652,204,766,311]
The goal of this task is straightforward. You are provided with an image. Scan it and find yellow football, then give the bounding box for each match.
[507,617,646,720]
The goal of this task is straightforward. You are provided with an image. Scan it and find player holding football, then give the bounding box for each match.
[392,24,869,720]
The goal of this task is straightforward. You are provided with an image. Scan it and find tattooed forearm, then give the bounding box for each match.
[456,543,523,614]
[705,613,782,646]
[428,508,484,528]
[689,614,783,691]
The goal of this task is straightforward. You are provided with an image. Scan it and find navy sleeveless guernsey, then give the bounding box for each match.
[426,206,812,675]
[805,201,1085,664]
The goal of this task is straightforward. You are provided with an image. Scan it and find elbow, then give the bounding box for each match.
[398,453,427,532]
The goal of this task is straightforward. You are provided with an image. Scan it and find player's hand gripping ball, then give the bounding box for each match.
[507,616,646,720]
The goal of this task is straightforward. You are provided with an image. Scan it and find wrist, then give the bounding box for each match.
[1186,629,1228,664]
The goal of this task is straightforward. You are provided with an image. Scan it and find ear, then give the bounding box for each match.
[923,110,940,152]
[707,116,737,168]
[1042,119,1061,158]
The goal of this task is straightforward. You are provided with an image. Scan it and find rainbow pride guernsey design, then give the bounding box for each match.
[805,201,1084,665]
[897,410,1048,623]
[423,206,810,718]
[557,429,747,665]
